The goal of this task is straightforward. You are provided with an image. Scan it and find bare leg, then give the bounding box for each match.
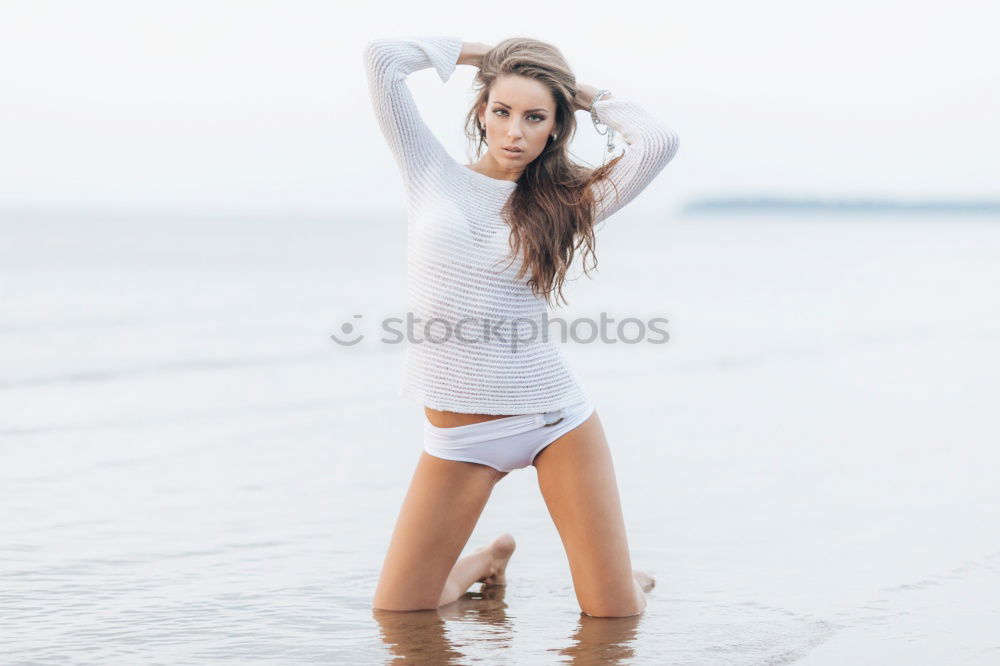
[438,533,516,607]
[534,410,650,617]
[373,452,509,611]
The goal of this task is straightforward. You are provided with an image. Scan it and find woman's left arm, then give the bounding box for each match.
[575,85,680,224]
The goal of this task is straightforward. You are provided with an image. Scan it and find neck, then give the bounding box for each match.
[470,153,522,182]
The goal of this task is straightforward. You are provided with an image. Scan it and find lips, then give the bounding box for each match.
[502,146,523,155]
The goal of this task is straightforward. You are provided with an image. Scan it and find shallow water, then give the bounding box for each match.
[2,209,998,664]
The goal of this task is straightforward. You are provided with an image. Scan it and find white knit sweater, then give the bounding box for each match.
[363,36,679,415]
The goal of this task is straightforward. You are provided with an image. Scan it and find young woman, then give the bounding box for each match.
[363,36,679,617]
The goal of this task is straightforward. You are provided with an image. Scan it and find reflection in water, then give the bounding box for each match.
[556,612,642,665]
[373,585,512,664]
[375,584,643,665]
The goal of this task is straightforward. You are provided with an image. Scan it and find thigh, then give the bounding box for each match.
[533,410,641,616]
[373,451,507,611]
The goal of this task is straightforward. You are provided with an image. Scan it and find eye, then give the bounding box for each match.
[492,109,547,122]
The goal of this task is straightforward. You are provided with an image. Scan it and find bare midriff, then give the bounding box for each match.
[424,407,518,428]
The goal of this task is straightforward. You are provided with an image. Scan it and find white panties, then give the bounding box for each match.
[422,399,596,473]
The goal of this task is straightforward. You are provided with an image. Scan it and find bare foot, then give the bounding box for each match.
[474,533,516,587]
[633,569,655,593]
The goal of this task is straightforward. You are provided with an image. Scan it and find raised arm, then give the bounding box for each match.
[363,36,463,192]
[584,94,680,224]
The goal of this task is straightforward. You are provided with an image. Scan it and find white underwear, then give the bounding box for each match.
[422,399,596,473]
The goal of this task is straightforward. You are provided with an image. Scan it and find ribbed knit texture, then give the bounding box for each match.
[364,36,679,415]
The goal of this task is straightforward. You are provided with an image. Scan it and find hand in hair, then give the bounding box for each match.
[458,41,494,68]
[572,83,612,112]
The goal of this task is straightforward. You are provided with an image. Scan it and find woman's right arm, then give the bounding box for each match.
[362,36,464,191]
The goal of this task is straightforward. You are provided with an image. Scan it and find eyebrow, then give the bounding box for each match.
[492,101,549,113]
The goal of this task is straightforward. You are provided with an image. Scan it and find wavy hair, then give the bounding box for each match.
[463,37,624,308]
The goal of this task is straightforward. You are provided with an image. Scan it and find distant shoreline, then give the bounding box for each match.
[682,198,1000,214]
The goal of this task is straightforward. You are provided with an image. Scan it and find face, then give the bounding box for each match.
[479,74,558,172]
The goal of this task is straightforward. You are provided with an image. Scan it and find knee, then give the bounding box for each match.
[580,603,645,618]
[371,597,437,613]
[580,590,647,618]
[372,588,440,612]
[581,606,645,618]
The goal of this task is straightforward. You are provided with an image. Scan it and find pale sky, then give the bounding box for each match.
[1,0,997,214]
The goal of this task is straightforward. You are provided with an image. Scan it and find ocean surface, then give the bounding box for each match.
[2,208,998,664]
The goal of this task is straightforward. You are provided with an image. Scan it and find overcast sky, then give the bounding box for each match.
[1,0,997,214]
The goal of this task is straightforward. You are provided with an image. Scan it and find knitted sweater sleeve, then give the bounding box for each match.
[587,96,680,223]
[363,36,464,192]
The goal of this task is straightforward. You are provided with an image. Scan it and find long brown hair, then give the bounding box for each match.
[463,37,625,308]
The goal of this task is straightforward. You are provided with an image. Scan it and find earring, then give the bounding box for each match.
[551,133,558,140]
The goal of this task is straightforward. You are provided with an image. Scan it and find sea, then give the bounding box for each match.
[2,207,998,664]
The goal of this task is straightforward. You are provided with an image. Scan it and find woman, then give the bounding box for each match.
[363,36,679,617]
